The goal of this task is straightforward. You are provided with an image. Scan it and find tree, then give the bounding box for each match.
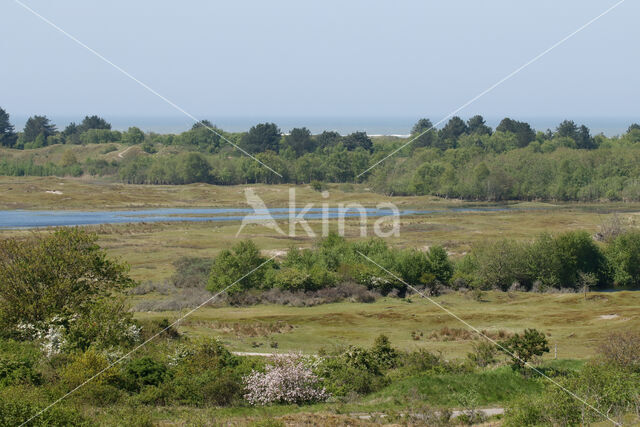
[0,107,18,148]
[23,115,56,143]
[192,119,214,130]
[627,123,640,133]
[411,118,436,147]
[283,127,315,156]
[77,115,111,133]
[606,231,640,287]
[411,118,433,135]
[342,131,372,152]
[178,152,211,183]
[241,122,281,153]
[426,245,453,284]
[315,131,341,149]
[498,328,549,372]
[0,228,134,328]
[439,116,468,145]
[467,115,492,135]
[122,127,145,145]
[576,125,595,149]
[207,240,271,294]
[496,118,535,147]
[578,271,597,300]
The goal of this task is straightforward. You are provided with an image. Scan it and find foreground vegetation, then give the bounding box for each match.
[0,228,639,425]
[3,108,640,201]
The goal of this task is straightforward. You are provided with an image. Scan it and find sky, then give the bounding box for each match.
[1,0,639,134]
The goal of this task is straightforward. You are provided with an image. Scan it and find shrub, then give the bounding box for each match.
[0,392,86,427]
[170,256,212,288]
[0,340,42,386]
[598,330,640,371]
[207,240,273,294]
[60,349,120,389]
[467,341,497,368]
[165,369,242,406]
[123,357,168,392]
[498,329,549,372]
[606,231,640,287]
[243,354,328,405]
[370,334,397,369]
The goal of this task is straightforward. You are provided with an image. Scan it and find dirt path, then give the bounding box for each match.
[118,145,134,158]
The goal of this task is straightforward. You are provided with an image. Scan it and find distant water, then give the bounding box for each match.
[11,115,638,136]
[0,206,517,229]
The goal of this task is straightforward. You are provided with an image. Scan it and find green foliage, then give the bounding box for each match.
[318,339,393,396]
[0,107,18,147]
[505,362,640,426]
[123,357,168,392]
[122,126,145,145]
[207,240,272,294]
[0,393,87,427]
[0,340,42,386]
[23,115,56,144]
[241,122,281,153]
[0,228,135,328]
[77,115,111,133]
[606,230,640,287]
[463,231,609,290]
[498,328,549,371]
[467,341,497,368]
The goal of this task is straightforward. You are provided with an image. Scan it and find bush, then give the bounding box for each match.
[467,341,498,368]
[498,328,549,372]
[122,357,168,392]
[243,354,328,405]
[207,240,273,294]
[598,330,640,371]
[0,392,87,427]
[606,231,640,287]
[0,340,42,386]
[170,256,212,288]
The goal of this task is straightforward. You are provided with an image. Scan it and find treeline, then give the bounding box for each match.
[3,107,640,201]
[207,230,640,299]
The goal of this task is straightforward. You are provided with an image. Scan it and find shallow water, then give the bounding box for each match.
[0,206,516,229]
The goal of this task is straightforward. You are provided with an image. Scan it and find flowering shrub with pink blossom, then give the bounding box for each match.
[243,353,329,405]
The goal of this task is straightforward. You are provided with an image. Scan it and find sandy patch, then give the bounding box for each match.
[599,314,619,320]
[45,190,63,195]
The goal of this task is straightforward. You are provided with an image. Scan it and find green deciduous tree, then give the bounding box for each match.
[122,126,145,145]
[207,240,272,294]
[0,228,134,328]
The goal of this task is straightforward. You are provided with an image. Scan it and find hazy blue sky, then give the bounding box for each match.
[1,0,638,132]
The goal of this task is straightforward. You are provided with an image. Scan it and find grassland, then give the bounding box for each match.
[1,179,639,360]
[135,291,640,360]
